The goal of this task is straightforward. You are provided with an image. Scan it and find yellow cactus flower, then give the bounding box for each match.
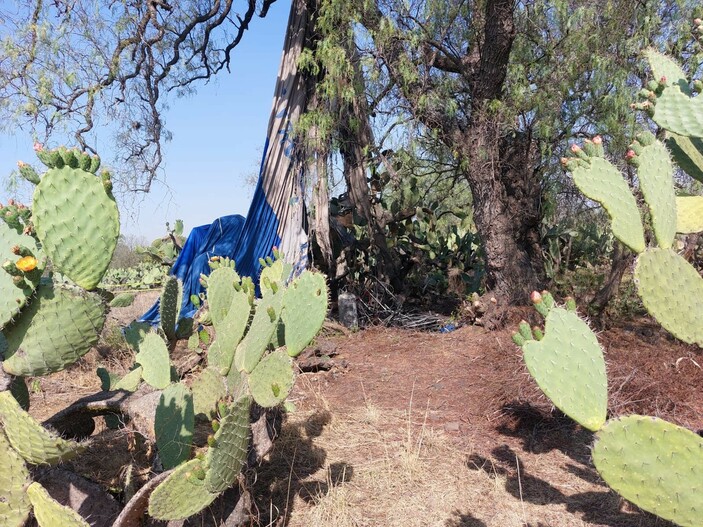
[16,256,38,272]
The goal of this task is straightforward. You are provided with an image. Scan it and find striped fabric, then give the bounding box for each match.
[140,0,311,324]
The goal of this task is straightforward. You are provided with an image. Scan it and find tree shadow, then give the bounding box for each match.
[444,510,488,527]
[496,401,593,465]
[466,444,676,527]
[250,409,354,526]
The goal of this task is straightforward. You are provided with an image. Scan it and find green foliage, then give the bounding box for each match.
[100,261,168,291]
[136,220,185,267]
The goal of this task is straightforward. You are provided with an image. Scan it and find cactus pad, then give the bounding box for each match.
[10,376,30,410]
[248,350,295,408]
[208,287,250,375]
[665,133,703,183]
[652,81,703,138]
[191,367,228,419]
[124,321,150,351]
[644,48,690,94]
[27,482,90,527]
[135,333,171,390]
[32,166,119,289]
[571,157,645,254]
[675,196,703,234]
[0,391,84,464]
[592,415,703,527]
[282,271,328,357]
[635,248,703,346]
[148,458,218,520]
[160,277,183,341]
[0,221,44,329]
[234,290,283,373]
[206,267,242,327]
[204,395,251,493]
[155,382,194,470]
[0,429,31,527]
[636,140,676,248]
[2,283,106,376]
[113,366,143,392]
[109,293,135,308]
[520,307,607,431]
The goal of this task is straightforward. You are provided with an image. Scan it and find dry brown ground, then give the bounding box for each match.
[29,295,703,527]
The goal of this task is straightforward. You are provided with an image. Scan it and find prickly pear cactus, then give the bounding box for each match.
[592,416,703,527]
[676,196,703,233]
[513,293,607,432]
[27,482,90,527]
[0,220,44,329]
[562,129,703,347]
[155,383,194,470]
[147,458,218,521]
[32,163,119,290]
[190,367,228,419]
[233,289,283,373]
[565,142,645,254]
[532,45,703,527]
[147,264,329,521]
[2,282,106,376]
[248,350,295,408]
[281,271,328,357]
[0,391,83,465]
[204,395,251,493]
[0,428,31,527]
[634,248,703,346]
[135,332,171,390]
[160,276,183,341]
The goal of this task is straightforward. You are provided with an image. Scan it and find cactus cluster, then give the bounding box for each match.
[0,142,327,524]
[146,254,328,521]
[91,252,327,521]
[515,48,703,527]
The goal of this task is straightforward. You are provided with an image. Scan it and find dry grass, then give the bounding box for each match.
[251,380,649,527]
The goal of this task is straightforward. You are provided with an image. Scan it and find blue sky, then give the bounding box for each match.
[0,2,290,243]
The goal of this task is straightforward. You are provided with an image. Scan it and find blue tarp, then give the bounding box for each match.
[140,214,246,323]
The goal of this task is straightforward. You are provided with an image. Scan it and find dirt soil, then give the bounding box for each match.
[30,296,703,527]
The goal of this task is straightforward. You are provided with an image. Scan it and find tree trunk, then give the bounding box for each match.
[462,117,544,302]
[589,241,633,319]
[459,0,545,302]
[359,0,545,302]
